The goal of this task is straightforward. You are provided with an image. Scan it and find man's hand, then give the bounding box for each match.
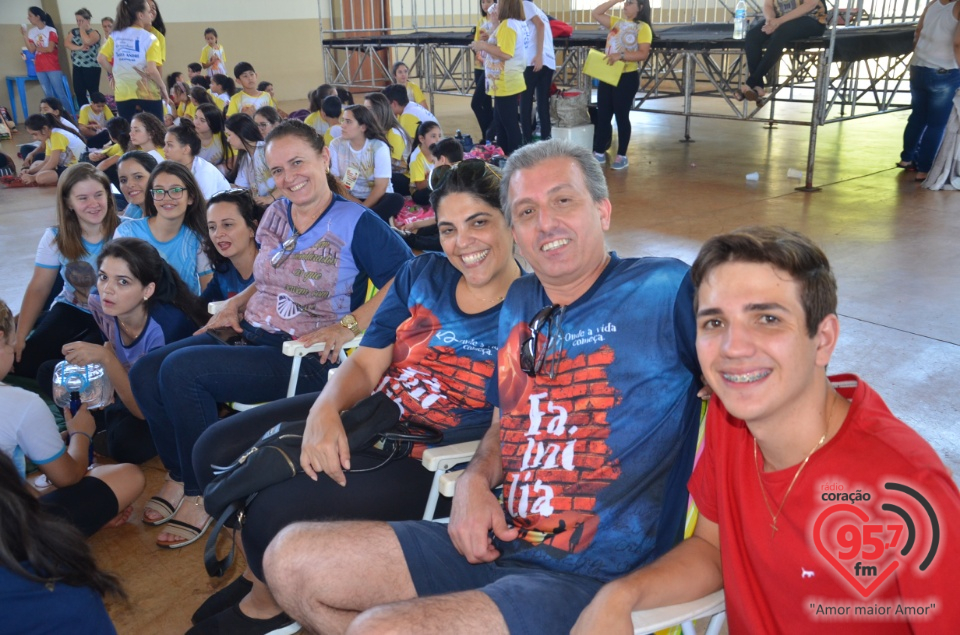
[571,580,636,635]
[448,472,518,563]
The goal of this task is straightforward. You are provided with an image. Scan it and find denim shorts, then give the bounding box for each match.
[390,520,604,633]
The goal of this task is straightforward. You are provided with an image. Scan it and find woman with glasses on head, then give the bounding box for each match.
[185,158,521,635]
[113,161,213,294]
[129,120,413,551]
[200,189,262,303]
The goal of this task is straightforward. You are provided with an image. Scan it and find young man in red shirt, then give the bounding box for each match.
[574,226,960,634]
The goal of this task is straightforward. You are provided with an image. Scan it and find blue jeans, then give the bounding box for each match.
[37,70,73,114]
[901,66,960,172]
[130,328,335,495]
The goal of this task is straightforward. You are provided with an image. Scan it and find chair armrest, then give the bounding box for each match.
[281,336,363,358]
[207,300,227,315]
[438,470,463,497]
[420,440,481,472]
[631,590,726,633]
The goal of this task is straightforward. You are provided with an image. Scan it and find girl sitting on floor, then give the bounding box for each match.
[408,120,442,206]
[21,114,87,186]
[328,104,404,223]
[195,103,233,175]
[130,112,166,163]
[225,113,277,207]
[164,121,231,200]
[14,164,121,380]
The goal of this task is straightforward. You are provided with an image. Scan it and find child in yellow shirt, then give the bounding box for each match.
[199,27,227,77]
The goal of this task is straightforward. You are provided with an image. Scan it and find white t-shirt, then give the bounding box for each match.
[58,116,81,136]
[0,384,66,479]
[191,155,231,200]
[522,1,556,70]
[328,137,394,200]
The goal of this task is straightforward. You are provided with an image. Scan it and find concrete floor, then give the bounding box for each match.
[1,94,958,633]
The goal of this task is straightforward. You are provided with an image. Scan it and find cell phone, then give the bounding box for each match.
[208,327,245,346]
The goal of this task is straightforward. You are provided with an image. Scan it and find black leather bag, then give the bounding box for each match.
[202,392,442,577]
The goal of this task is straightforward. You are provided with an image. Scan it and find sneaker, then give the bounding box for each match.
[191,575,254,624]
[593,151,606,164]
[612,155,629,170]
[186,604,299,635]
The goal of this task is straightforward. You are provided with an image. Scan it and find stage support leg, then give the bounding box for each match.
[680,53,695,143]
[797,51,828,193]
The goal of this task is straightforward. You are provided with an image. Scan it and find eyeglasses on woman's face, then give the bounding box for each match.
[150,186,186,200]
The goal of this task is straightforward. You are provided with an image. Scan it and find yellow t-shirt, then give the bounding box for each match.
[406,81,426,105]
[100,28,162,102]
[605,16,653,74]
[104,143,123,158]
[78,104,115,127]
[226,91,278,117]
[183,102,198,120]
[408,147,433,186]
[485,20,526,97]
[305,112,329,136]
[150,26,166,66]
[47,132,79,167]
[200,43,227,76]
[386,127,409,170]
[207,91,226,110]
[323,125,342,147]
[474,16,493,69]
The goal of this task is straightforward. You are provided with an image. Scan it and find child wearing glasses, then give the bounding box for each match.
[113,162,213,295]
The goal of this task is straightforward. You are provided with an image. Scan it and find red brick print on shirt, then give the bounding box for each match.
[499,324,622,555]
[377,304,494,433]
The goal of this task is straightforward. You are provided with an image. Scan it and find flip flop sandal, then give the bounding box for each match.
[156,516,214,550]
[733,88,745,102]
[896,161,916,171]
[742,87,758,102]
[142,495,183,526]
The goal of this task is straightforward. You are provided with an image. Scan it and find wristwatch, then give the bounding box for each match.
[339,314,361,336]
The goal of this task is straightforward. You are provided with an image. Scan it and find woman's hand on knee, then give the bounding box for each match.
[300,407,351,486]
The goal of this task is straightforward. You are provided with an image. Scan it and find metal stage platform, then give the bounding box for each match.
[321,18,916,190]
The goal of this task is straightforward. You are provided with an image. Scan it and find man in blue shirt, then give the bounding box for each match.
[262,139,702,634]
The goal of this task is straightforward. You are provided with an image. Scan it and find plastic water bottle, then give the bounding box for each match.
[52,361,113,411]
[733,0,747,40]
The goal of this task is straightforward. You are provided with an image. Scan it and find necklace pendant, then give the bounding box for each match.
[771,522,778,538]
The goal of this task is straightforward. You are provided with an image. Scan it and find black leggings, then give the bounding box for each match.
[193,392,449,580]
[494,94,522,156]
[14,302,101,381]
[471,69,494,143]
[594,70,640,157]
[521,65,555,144]
[744,17,826,89]
[367,192,405,224]
[72,66,101,107]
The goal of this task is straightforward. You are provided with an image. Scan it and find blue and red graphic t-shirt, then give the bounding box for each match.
[363,253,502,450]
[489,254,702,582]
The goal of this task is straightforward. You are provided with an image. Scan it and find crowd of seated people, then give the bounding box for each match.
[4,6,960,635]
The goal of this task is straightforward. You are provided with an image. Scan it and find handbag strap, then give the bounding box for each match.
[204,492,258,578]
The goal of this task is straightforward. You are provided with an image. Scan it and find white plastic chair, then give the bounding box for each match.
[631,591,726,635]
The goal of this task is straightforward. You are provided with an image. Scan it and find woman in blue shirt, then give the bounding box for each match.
[201,189,261,302]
